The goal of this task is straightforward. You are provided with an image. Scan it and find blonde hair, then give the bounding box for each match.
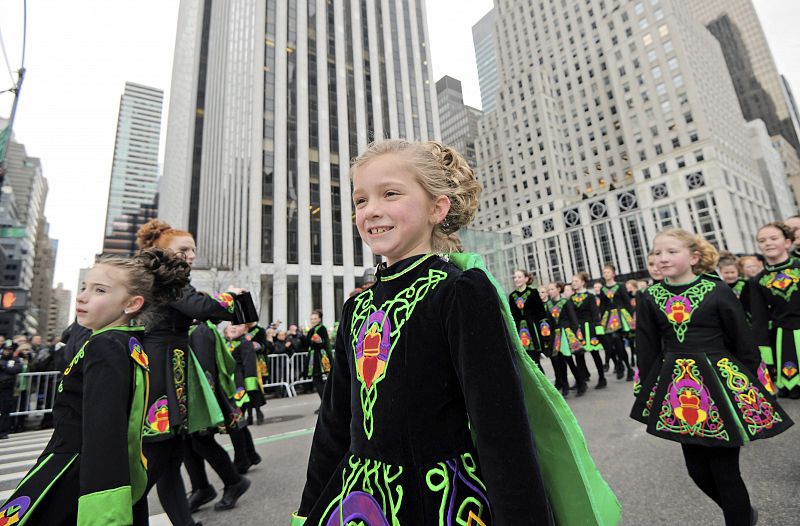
[625,279,639,291]
[717,250,738,270]
[737,255,761,274]
[351,139,482,253]
[654,229,719,274]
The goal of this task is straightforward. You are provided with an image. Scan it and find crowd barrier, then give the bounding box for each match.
[262,353,294,398]
[10,372,61,417]
[289,353,313,396]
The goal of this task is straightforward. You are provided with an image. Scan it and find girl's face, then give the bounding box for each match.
[310,312,321,326]
[652,235,699,281]
[647,256,663,281]
[225,324,246,339]
[547,283,560,299]
[756,226,791,263]
[741,258,763,278]
[352,154,450,266]
[626,283,637,294]
[719,264,740,284]
[166,235,197,267]
[538,287,548,301]
[602,267,615,282]
[563,285,574,298]
[513,271,528,289]
[75,264,143,331]
[593,283,602,294]
[570,275,585,291]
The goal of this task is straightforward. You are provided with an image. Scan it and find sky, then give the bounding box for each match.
[0,0,799,304]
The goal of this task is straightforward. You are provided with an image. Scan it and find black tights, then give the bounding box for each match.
[230,426,259,468]
[681,444,752,526]
[313,374,325,400]
[143,437,194,526]
[577,352,605,381]
[553,354,584,389]
[184,433,242,490]
[607,332,630,370]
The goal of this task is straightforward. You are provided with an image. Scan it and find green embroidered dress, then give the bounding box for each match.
[750,258,800,390]
[631,275,792,447]
[508,286,547,358]
[0,327,150,525]
[599,283,635,333]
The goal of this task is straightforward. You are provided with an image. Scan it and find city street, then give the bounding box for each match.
[2,365,798,525]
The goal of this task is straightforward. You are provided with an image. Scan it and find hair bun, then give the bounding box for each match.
[137,219,174,250]
[135,248,191,305]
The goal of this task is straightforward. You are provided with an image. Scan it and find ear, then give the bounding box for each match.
[690,250,701,266]
[125,295,146,315]
[430,195,452,225]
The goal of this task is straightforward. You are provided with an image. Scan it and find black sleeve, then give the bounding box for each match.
[508,293,522,326]
[170,285,236,322]
[527,289,548,323]
[241,340,259,379]
[635,292,663,379]
[718,286,760,374]
[298,308,353,515]
[748,277,773,361]
[444,270,551,523]
[0,359,22,375]
[79,334,134,521]
[739,280,752,316]
[589,293,603,325]
[309,326,329,351]
[564,299,580,332]
[618,286,633,310]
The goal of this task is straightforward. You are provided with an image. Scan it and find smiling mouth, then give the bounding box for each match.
[368,226,394,235]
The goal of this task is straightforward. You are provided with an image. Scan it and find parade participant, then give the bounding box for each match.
[632,228,792,526]
[509,269,547,370]
[0,345,22,439]
[547,282,586,397]
[136,219,251,526]
[571,272,607,389]
[245,323,269,425]
[625,280,639,368]
[599,264,635,381]
[183,320,250,513]
[224,323,263,474]
[646,252,663,284]
[718,253,750,318]
[294,139,619,525]
[751,222,800,399]
[783,215,800,259]
[0,248,190,525]
[738,255,763,279]
[306,310,331,410]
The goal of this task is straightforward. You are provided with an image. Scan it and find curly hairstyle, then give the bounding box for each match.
[136,219,194,250]
[95,248,191,326]
[351,139,482,254]
[654,229,719,274]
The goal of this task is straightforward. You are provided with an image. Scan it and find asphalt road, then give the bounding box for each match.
[150,363,800,525]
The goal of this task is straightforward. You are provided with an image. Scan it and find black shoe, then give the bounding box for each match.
[249,453,261,466]
[603,364,609,372]
[595,377,607,389]
[576,384,588,397]
[256,413,264,425]
[616,368,624,380]
[188,486,217,513]
[789,389,800,400]
[214,476,251,511]
[626,368,635,382]
[234,459,252,475]
[569,383,578,390]
[560,386,570,398]
[246,414,253,426]
[750,506,758,525]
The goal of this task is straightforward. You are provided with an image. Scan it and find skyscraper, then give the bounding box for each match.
[475,0,775,283]
[436,75,482,168]
[162,0,439,325]
[472,8,499,113]
[102,82,163,254]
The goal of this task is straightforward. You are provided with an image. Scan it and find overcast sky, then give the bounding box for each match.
[0,0,798,304]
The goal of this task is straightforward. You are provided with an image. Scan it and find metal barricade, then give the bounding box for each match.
[290,353,313,396]
[262,353,294,398]
[10,372,61,416]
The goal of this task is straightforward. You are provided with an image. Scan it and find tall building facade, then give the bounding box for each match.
[475,0,774,284]
[30,221,56,337]
[436,75,482,168]
[47,282,71,341]
[472,8,499,113]
[102,82,163,252]
[162,0,439,326]
[746,120,795,220]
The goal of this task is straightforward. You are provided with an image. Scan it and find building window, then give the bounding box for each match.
[623,216,647,272]
[568,230,588,275]
[618,191,638,211]
[564,208,581,228]
[651,182,668,200]
[686,171,705,189]
[592,222,620,271]
[543,218,555,233]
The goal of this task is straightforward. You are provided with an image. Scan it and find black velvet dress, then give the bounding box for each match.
[631,275,792,447]
[297,254,551,525]
[0,327,149,525]
[143,285,238,440]
[599,283,634,333]
[508,286,547,359]
[570,291,605,352]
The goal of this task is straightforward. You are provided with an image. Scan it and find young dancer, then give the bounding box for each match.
[625,280,639,368]
[306,309,331,411]
[571,272,607,389]
[246,323,269,425]
[136,219,251,525]
[0,249,190,525]
[224,323,263,473]
[600,264,635,381]
[547,282,587,397]
[751,222,800,399]
[509,269,548,370]
[631,229,792,526]
[718,253,751,320]
[294,139,619,525]
[738,255,764,279]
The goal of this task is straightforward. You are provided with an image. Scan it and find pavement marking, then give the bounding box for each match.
[0,459,36,471]
[0,471,28,483]
[270,399,320,410]
[222,427,315,451]
[0,489,12,501]
[148,513,170,524]
[0,443,48,454]
[0,450,42,461]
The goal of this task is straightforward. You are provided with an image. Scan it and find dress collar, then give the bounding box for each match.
[376,253,436,282]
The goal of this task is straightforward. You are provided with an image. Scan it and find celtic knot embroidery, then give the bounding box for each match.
[716,358,782,436]
[759,266,800,301]
[571,292,588,308]
[350,269,448,439]
[647,280,715,342]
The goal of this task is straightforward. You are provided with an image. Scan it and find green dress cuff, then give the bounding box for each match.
[78,486,132,526]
